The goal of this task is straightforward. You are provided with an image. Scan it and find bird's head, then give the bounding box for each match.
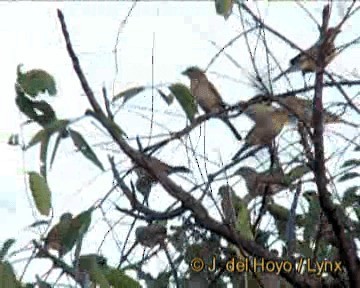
[235,166,256,179]
[327,27,341,36]
[60,212,73,222]
[182,66,205,79]
[324,27,341,43]
[303,190,317,203]
[218,185,234,196]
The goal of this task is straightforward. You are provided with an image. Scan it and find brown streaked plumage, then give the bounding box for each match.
[182,66,242,140]
[232,108,289,160]
[235,166,288,203]
[277,95,358,128]
[273,27,341,82]
[218,185,237,226]
[134,157,190,206]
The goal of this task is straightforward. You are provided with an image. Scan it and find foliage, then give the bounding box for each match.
[5,3,360,288]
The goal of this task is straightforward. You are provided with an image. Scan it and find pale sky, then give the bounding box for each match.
[0,1,359,287]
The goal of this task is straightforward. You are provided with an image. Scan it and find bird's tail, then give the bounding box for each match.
[222,118,242,140]
[323,112,359,128]
[272,66,297,83]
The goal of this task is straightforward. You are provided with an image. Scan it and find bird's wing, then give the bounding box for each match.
[207,80,226,108]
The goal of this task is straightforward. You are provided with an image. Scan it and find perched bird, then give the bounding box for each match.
[134,157,190,205]
[232,109,289,160]
[43,209,92,258]
[218,185,252,283]
[235,166,288,203]
[240,102,275,124]
[135,224,167,248]
[44,213,73,257]
[182,66,242,140]
[218,185,237,226]
[273,27,341,82]
[277,95,358,128]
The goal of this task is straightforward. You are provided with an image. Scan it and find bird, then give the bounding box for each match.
[235,166,288,203]
[218,184,252,286]
[43,213,73,257]
[218,185,237,226]
[134,157,190,205]
[135,224,167,248]
[232,108,289,160]
[273,27,341,82]
[277,95,358,128]
[240,101,276,124]
[43,209,92,258]
[182,66,242,140]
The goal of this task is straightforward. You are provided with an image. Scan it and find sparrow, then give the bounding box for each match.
[134,157,190,206]
[218,185,252,269]
[235,166,288,203]
[232,108,289,160]
[135,224,167,248]
[218,185,237,226]
[277,95,358,128]
[239,101,276,124]
[273,27,341,82]
[182,66,242,140]
[43,213,73,257]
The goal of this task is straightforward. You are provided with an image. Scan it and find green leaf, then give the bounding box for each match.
[215,0,233,20]
[26,120,69,150]
[0,261,21,288]
[49,132,63,169]
[342,186,360,207]
[62,209,92,255]
[39,133,50,180]
[342,159,360,168]
[157,89,174,105]
[112,86,145,103]
[284,164,311,184]
[17,66,57,97]
[338,172,360,182]
[28,171,52,216]
[0,239,16,261]
[103,267,141,288]
[78,255,110,288]
[69,129,104,171]
[235,198,253,241]
[297,241,313,258]
[169,83,197,122]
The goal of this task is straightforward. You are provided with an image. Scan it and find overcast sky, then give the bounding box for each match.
[0,1,359,286]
